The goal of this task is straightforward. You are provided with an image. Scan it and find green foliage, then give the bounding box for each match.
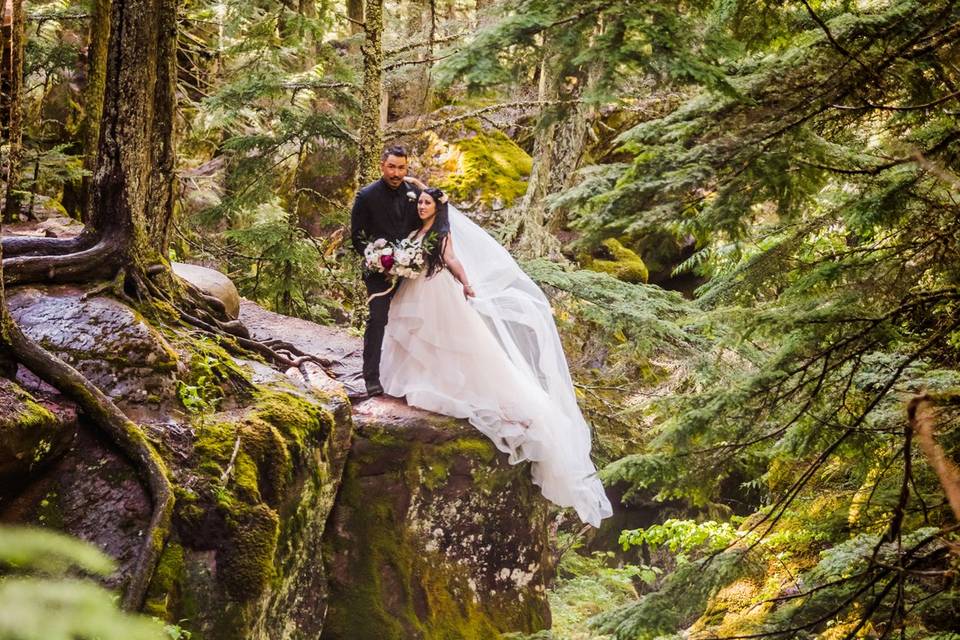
[589,552,748,640]
[513,0,960,637]
[178,0,361,324]
[545,533,659,639]
[620,519,739,560]
[175,336,243,424]
[435,0,735,98]
[0,526,166,640]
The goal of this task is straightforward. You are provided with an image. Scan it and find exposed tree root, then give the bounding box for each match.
[5,317,174,610]
[3,237,121,285]
[1,231,96,258]
[1,245,339,612]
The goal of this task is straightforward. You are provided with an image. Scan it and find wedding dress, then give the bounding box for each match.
[380,206,613,527]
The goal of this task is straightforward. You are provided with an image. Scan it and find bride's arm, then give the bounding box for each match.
[441,235,475,298]
[403,176,428,190]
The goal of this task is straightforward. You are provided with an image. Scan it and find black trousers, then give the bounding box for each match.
[362,275,397,387]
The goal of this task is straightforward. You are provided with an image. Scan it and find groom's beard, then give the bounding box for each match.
[384,176,404,188]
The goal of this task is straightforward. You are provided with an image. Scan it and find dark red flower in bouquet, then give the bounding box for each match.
[380,254,395,271]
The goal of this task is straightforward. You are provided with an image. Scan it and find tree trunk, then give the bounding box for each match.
[387,0,431,119]
[88,0,178,270]
[358,0,384,185]
[0,0,12,132]
[145,0,178,259]
[512,43,593,259]
[2,0,24,223]
[347,0,363,35]
[77,0,112,223]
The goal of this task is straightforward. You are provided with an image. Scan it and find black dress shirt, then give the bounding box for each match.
[350,178,422,288]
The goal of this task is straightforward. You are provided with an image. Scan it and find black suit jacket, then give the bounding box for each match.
[350,178,422,292]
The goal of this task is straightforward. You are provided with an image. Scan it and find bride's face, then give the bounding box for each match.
[417,193,437,222]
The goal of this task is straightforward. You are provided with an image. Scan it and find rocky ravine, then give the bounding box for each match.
[0,282,552,639]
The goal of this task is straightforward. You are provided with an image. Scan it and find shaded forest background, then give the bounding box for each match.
[2,0,960,638]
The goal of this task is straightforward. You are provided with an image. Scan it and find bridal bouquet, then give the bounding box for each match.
[363,237,426,280]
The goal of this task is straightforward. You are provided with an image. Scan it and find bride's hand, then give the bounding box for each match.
[403,176,427,190]
[463,284,476,299]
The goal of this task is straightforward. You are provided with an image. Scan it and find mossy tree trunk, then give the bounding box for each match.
[358,0,384,185]
[88,0,177,265]
[145,0,178,260]
[1,0,25,223]
[2,0,179,286]
[511,41,594,259]
[63,0,111,222]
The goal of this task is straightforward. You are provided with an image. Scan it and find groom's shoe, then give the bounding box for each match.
[365,381,384,397]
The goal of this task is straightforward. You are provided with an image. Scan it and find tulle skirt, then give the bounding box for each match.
[381,269,612,527]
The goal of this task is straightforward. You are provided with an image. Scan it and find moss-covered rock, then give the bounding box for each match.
[0,378,75,482]
[0,285,354,640]
[417,120,532,209]
[321,397,552,639]
[582,238,649,284]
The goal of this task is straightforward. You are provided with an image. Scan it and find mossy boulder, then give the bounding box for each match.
[582,238,649,284]
[321,396,552,639]
[0,285,354,640]
[0,378,76,482]
[414,119,532,210]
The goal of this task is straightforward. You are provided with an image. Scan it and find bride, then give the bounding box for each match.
[379,184,613,528]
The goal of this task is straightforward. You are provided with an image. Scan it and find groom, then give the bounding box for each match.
[350,145,422,397]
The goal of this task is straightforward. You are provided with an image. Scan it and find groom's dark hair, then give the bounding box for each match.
[381,145,408,161]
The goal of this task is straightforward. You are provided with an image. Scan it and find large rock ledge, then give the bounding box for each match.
[320,398,552,639]
[0,284,554,639]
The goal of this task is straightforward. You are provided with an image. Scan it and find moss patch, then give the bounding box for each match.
[143,541,186,618]
[323,457,503,640]
[253,389,333,462]
[0,379,65,478]
[221,503,280,601]
[438,121,532,207]
[582,237,649,283]
[175,382,337,612]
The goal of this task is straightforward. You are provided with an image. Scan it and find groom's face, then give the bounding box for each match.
[380,154,408,189]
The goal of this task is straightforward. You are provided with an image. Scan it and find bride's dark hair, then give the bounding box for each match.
[421,187,450,277]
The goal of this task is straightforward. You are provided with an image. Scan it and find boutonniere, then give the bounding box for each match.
[405,190,417,201]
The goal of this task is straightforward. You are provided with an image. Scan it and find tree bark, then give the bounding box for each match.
[511,40,594,259]
[358,0,384,185]
[77,0,112,223]
[347,0,363,35]
[145,0,178,259]
[2,0,24,223]
[387,0,431,119]
[909,394,960,523]
[87,0,177,270]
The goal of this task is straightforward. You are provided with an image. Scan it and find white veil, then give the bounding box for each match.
[448,206,613,526]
